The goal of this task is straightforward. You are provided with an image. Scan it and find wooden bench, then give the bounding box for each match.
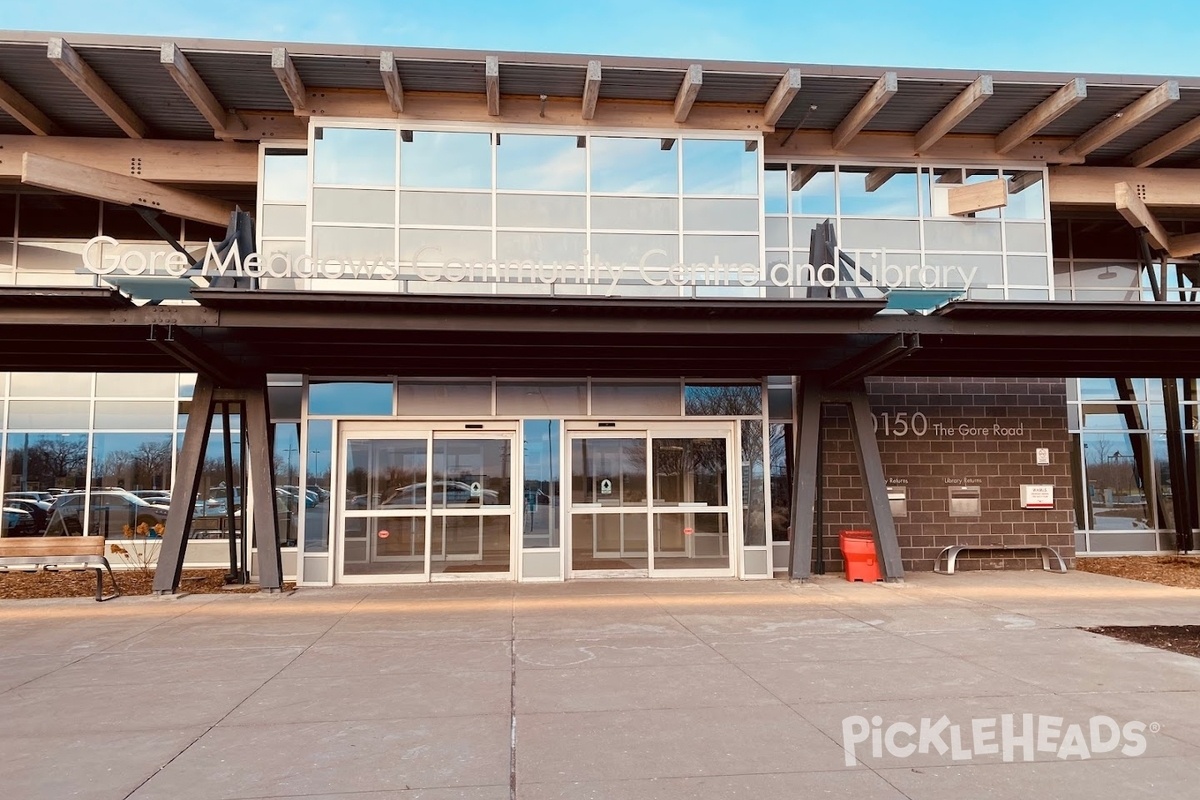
[0,537,121,601]
[934,544,1067,575]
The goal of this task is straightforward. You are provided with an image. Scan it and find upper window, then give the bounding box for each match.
[313,128,396,187]
[590,136,678,194]
[496,134,585,192]
[682,139,758,196]
[400,131,491,190]
[838,166,919,217]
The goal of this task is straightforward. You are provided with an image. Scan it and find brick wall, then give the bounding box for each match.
[814,377,1075,573]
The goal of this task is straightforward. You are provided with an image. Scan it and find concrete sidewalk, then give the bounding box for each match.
[1,571,1198,799]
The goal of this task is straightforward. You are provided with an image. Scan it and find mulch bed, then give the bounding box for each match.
[1076,556,1200,659]
[1085,626,1200,659]
[0,569,291,599]
[1075,555,1200,589]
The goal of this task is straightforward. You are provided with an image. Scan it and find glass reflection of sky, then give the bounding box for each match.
[401,131,491,190]
[309,382,393,416]
[682,140,757,196]
[497,135,585,192]
[262,152,309,203]
[314,128,396,187]
[590,137,678,194]
[790,169,835,216]
[763,166,787,214]
[839,169,918,217]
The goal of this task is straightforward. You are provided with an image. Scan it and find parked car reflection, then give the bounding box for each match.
[380,481,502,508]
[44,490,170,538]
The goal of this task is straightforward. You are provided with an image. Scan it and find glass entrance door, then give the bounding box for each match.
[337,425,516,583]
[567,425,736,577]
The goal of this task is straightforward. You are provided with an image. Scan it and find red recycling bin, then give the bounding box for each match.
[839,530,881,582]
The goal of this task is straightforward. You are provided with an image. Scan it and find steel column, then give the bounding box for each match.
[788,375,823,581]
[153,376,215,594]
[1162,377,1193,552]
[845,383,905,581]
[243,382,283,590]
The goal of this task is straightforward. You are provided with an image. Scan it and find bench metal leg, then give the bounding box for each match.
[1037,547,1068,574]
[933,545,965,575]
[95,558,122,602]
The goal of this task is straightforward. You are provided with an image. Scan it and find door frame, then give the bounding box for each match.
[564,420,740,579]
[334,421,519,584]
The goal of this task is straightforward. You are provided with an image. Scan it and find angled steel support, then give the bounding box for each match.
[789,375,823,580]
[243,381,283,591]
[153,376,215,594]
[845,382,905,581]
[1162,377,1193,552]
[828,333,921,389]
[150,324,245,388]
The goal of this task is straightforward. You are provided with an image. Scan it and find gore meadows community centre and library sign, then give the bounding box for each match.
[83,236,984,295]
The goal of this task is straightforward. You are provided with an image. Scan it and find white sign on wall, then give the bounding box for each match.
[1020,484,1054,509]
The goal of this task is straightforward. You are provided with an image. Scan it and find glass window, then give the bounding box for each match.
[964,171,1002,219]
[313,189,395,225]
[313,127,396,187]
[268,385,303,420]
[682,139,758,195]
[685,384,762,415]
[4,432,88,494]
[17,193,100,239]
[769,423,791,542]
[311,226,395,261]
[1081,432,1152,531]
[0,193,14,238]
[401,131,491,190]
[8,401,90,429]
[839,166,919,217]
[522,420,561,548]
[399,191,491,227]
[1004,171,1045,220]
[764,164,787,214]
[102,204,181,240]
[741,420,766,546]
[91,432,172,493]
[497,134,586,192]
[94,401,175,430]
[308,382,393,416]
[273,422,303,548]
[305,419,333,553]
[590,136,678,194]
[591,197,677,231]
[789,165,835,216]
[96,373,177,398]
[496,194,586,229]
[262,150,309,203]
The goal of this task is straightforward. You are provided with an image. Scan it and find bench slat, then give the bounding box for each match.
[0,537,107,558]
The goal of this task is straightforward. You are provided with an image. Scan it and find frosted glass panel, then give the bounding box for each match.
[94,401,175,430]
[496,232,587,263]
[683,198,759,231]
[8,400,90,428]
[840,219,921,251]
[591,197,678,231]
[313,189,395,225]
[260,205,307,237]
[10,372,91,397]
[765,217,789,248]
[399,229,491,262]
[924,220,1003,251]
[313,128,395,187]
[397,382,491,415]
[682,139,758,195]
[496,134,586,191]
[591,233,679,265]
[400,131,491,189]
[590,137,678,194]
[682,235,760,267]
[96,373,176,397]
[1007,255,1050,285]
[496,194,586,229]
[925,254,1004,287]
[1006,222,1049,253]
[591,382,681,416]
[400,191,491,227]
[312,227,394,260]
[497,382,586,415]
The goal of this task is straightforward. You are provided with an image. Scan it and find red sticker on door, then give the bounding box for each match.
[683,527,694,536]
[378,529,390,539]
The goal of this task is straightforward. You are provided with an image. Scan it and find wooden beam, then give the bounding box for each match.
[947,178,1008,216]
[995,77,1087,155]
[1115,181,1171,251]
[864,167,901,193]
[21,152,236,226]
[379,51,404,113]
[1129,113,1200,168]
[1169,232,1200,258]
[768,128,1081,165]
[832,71,897,150]
[936,168,966,184]
[763,68,802,127]
[47,37,146,138]
[160,42,240,137]
[0,135,257,183]
[582,59,601,121]
[673,64,702,123]
[0,75,60,135]
[271,47,307,114]
[485,55,500,116]
[1049,166,1200,207]
[790,164,820,191]
[1062,81,1179,159]
[915,75,993,152]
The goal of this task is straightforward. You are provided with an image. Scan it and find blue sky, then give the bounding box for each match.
[5,0,1199,77]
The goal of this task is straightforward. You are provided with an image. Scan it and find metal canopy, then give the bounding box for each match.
[1,31,1199,165]
[5,289,1200,381]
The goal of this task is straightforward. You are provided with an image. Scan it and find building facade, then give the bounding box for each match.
[2,32,1199,588]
